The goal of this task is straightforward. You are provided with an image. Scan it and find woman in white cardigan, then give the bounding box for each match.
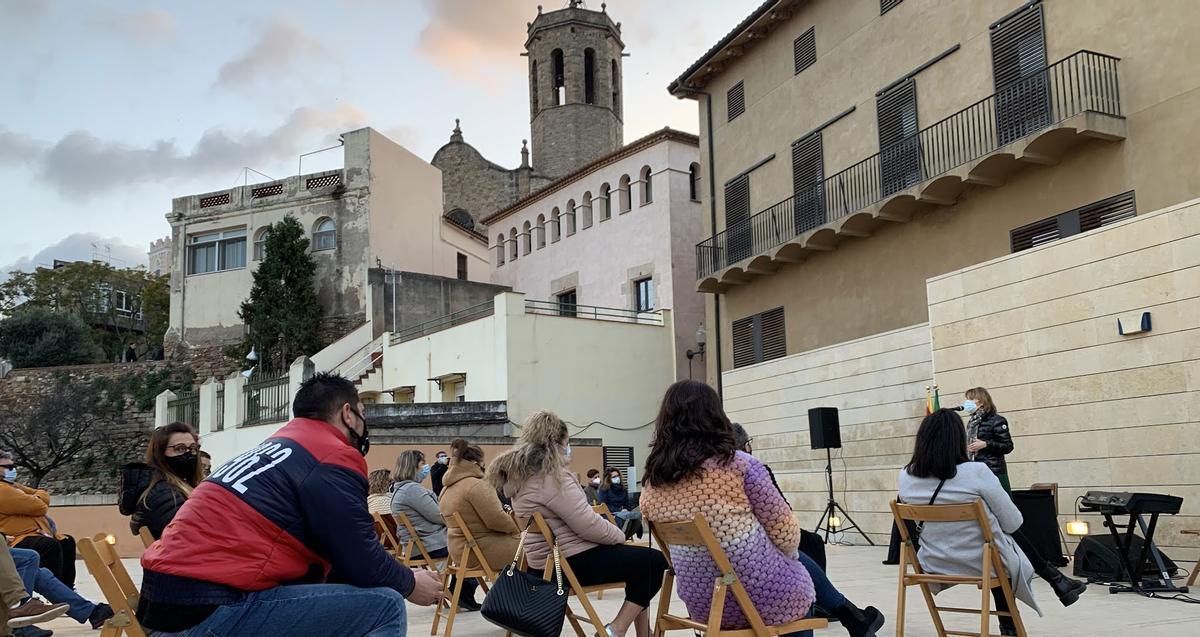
[898,409,1085,636]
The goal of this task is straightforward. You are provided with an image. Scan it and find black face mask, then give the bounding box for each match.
[164,452,197,480]
[348,408,371,457]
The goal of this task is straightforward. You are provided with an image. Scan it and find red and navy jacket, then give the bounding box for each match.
[140,418,414,604]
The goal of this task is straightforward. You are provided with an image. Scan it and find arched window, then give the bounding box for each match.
[618,174,631,213]
[550,208,561,243]
[584,48,596,105]
[552,49,565,106]
[530,60,539,112]
[611,59,620,117]
[689,162,701,201]
[581,191,594,229]
[521,221,532,255]
[536,214,546,248]
[599,183,612,220]
[509,228,518,261]
[565,199,577,236]
[639,165,653,205]
[313,218,336,251]
[496,234,506,266]
[252,227,269,261]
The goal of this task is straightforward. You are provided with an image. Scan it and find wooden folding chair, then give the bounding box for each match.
[387,512,442,571]
[136,526,155,549]
[1182,529,1200,586]
[650,514,827,637]
[891,500,1028,637]
[77,533,147,637]
[431,511,498,637]
[528,512,625,637]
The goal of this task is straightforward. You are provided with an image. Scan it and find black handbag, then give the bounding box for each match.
[480,524,568,637]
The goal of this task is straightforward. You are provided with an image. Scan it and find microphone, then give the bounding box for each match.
[948,405,965,412]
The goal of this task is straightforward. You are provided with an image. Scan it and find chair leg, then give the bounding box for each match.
[1188,560,1200,587]
[896,548,908,637]
[431,570,453,635]
[980,548,993,637]
[442,572,464,637]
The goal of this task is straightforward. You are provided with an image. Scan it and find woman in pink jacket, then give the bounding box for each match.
[487,411,667,637]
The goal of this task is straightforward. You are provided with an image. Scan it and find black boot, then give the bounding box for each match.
[998,616,1018,636]
[832,600,884,637]
[1039,565,1086,607]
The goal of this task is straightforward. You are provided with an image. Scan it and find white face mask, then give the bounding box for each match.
[437,456,448,464]
[611,476,621,485]
[590,478,600,486]
[962,399,978,414]
[564,443,572,460]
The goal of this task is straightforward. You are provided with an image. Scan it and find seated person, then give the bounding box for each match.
[119,422,203,540]
[597,467,642,539]
[137,373,442,636]
[10,546,112,629]
[641,381,884,637]
[583,469,602,506]
[898,409,1084,636]
[0,453,77,589]
[1,541,68,637]
[488,411,668,637]
[366,469,393,515]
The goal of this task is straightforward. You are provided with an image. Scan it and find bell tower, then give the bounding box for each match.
[526,1,625,180]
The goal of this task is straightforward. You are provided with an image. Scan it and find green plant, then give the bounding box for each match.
[0,308,103,368]
[238,216,321,373]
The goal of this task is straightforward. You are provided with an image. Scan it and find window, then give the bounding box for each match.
[565,199,577,236]
[688,164,701,201]
[991,2,1049,145]
[456,253,468,280]
[727,81,745,121]
[793,27,816,75]
[731,307,786,368]
[792,132,826,234]
[556,289,577,317]
[724,175,751,263]
[454,381,466,402]
[877,79,921,197]
[252,227,268,261]
[313,218,336,251]
[584,48,596,105]
[618,175,631,212]
[611,59,621,118]
[550,208,561,242]
[881,0,903,15]
[581,191,594,229]
[634,278,653,312]
[552,48,565,105]
[509,228,518,261]
[187,228,246,275]
[495,234,505,266]
[536,214,547,248]
[531,60,539,111]
[639,165,653,205]
[522,221,532,255]
[1010,191,1136,253]
[600,183,612,219]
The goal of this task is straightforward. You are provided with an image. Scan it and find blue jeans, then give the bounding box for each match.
[147,584,407,637]
[783,552,846,637]
[10,547,96,623]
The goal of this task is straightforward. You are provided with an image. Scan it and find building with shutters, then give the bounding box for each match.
[670,0,1200,559]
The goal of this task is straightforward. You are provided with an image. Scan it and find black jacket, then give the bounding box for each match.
[430,461,449,496]
[969,411,1014,476]
[118,463,187,539]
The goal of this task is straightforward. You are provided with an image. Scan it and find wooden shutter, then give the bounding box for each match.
[603,447,635,484]
[1010,217,1059,252]
[881,0,904,14]
[791,132,826,234]
[1010,191,1136,253]
[760,307,787,362]
[1078,191,1136,232]
[732,316,756,368]
[725,174,752,263]
[991,2,1049,145]
[877,79,921,196]
[731,308,786,368]
[727,81,745,121]
[793,28,816,75]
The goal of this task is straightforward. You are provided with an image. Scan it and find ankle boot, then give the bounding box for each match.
[1038,565,1087,607]
[832,600,885,637]
[998,616,1018,636]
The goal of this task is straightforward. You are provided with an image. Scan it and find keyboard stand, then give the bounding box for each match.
[1101,511,1188,594]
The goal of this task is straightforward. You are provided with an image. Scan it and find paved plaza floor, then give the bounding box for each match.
[42,545,1197,636]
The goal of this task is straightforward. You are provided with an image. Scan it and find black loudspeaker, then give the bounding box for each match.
[1011,490,1068,567]
[1073,535,1178,581]
[808,407,841,449]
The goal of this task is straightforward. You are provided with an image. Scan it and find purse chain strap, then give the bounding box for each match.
[505,524,565,596]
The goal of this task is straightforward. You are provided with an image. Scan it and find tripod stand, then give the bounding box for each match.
[813,447,873,545]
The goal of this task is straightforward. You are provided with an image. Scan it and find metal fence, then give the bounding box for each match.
[168,389,199,427]
[214,386,225,432]
[393,300,496,343]
[242,373,290,427]
[697,50,1122,278]
[524,299,664,325]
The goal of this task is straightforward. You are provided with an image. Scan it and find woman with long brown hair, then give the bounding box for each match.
[119,422,202,539]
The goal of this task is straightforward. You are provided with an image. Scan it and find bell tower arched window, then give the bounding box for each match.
[552,49,565,106]
[584,48,596,105]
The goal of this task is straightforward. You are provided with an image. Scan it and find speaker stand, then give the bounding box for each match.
[813,448,874,545]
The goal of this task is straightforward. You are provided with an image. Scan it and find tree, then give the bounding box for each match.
[238,216,321,373]
[0,307,102,368]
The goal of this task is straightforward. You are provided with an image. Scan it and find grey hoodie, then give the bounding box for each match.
[389,480,448,552]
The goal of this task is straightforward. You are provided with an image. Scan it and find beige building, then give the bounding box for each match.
[673,0,1200,561]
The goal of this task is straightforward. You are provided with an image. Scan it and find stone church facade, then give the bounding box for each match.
[432,1,625,233]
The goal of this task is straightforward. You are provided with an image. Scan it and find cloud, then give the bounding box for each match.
[87,8,177,45]
[1,233,148,276]
[415,0,531,79]
[214,18,327,90]
[0,105,370,198]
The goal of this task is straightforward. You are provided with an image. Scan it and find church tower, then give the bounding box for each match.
[526,1,625,180]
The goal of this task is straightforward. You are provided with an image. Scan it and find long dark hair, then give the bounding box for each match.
[905,409,970,480]
[142,422,201,504]
[643,380,737,487]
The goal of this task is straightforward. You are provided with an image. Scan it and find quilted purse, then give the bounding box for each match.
[479,523,568,637]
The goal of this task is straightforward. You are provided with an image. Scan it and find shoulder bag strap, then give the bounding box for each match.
[915,479,947,534]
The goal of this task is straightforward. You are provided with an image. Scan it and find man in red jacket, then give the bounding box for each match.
[137,373,441,636]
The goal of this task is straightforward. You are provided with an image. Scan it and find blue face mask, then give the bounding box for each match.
[962,399,978,414]
[2,468,15,482]
[419,464,430,481]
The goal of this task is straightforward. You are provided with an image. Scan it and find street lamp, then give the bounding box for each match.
[686,326,707,360]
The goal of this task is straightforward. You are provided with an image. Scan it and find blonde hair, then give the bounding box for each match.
[367,468,392,495]
[485,411,569,493]
[965,387,996,414]
[393,450,425,483]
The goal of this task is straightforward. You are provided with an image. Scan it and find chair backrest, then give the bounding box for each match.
[445,510,497,579]
[77,533,147,637]
[392,511,438,567]
[592,503,618,526]
[137,526,155,549]
[891,500,994,542]
[371,512,402,555]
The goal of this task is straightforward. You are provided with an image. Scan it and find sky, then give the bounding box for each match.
[0,0,759,274]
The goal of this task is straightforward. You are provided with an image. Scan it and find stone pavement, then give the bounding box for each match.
[40,546,1198,636]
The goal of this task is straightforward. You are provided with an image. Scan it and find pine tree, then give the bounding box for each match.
[238,216,321,374]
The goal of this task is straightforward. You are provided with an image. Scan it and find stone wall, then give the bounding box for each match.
[431,136,527,230]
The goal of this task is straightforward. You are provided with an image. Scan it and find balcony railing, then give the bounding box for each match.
[393,300,496,344]
[697,50,1122,278]
[168,390,199,427]
[242,372,289,427]
[524,299,664,325]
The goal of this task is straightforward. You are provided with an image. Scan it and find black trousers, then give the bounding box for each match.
[564,544,668,608]
[428,547,479,603]
[17,535,76,589]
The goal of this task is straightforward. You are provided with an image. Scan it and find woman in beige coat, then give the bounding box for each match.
[438,438,519,572]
